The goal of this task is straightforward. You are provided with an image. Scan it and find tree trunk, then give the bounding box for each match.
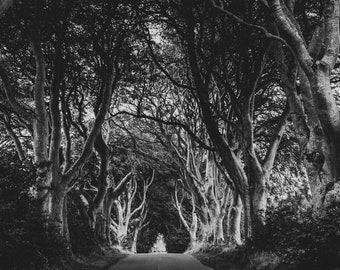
[215,216,224,244]
[95,194,114,247]
[30,32,50,215]
[210,204,225,244]
[131,228,140,253]
[270,0,340,210]
[299,69,335,208]
[312,60,340,206]
[63,194,70,243]
[228,190,242,245]
[117,225,128,246]
[251,177,267,236]
[273,37,331,209]
[94,207,106,245]
[188,213,198,248]
[199,220,211,243]
[188,232,197,249]
[104,196,114,245]
[89,130,110,230]
[50,182,69,241]
[95,173,133,247]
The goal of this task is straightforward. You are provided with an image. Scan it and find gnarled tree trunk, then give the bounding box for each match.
[228,190,242,245]
[270,0,340,209]
[95,171,132,246]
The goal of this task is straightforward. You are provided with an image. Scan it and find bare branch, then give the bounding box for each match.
[0,63,33,126]
[210,0,297,59]
[262,101,289,175]
[110,110,215,151]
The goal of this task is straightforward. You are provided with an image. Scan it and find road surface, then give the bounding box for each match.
[109,253,213,270]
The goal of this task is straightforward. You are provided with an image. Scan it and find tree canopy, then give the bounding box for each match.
[1,0,340,269]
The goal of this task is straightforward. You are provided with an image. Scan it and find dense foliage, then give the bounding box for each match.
[0,152,69,269]
[253,201,340,270]
[1,0,340,269]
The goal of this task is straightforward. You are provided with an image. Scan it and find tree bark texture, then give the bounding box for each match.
[270,0,340,208]
[228,190,242,245]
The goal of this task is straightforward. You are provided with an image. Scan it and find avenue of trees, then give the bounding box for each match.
[0,0,340,269]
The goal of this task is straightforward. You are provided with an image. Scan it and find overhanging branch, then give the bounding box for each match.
[111,110,215,151]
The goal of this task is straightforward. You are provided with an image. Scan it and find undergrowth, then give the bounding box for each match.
[0,154,71,269]
[252,200,340,270]
[193,199,340,270]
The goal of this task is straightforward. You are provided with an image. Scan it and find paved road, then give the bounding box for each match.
[109,253,213,270]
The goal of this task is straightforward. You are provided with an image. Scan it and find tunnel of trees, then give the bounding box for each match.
[0,0,340,269]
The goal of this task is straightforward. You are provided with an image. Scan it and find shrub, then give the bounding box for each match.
[0,153,70,269]
[253,198,340,270]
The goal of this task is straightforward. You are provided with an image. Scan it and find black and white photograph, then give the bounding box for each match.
[0,0,340,269]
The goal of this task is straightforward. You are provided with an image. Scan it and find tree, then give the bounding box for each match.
[0,0,134,244]
[266,0,340,209]
[148,0,290,241]
[111,167,154,251]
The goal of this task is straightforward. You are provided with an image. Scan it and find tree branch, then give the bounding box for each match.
[111,110,214,151]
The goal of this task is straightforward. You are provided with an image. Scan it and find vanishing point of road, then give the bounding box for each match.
[109,253,213,270]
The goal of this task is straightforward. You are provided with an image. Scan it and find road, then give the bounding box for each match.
[109,253,213,270]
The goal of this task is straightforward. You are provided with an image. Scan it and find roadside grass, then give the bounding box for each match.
[69,248,127,270]
[191,243,293,270]
[190,243,249,270]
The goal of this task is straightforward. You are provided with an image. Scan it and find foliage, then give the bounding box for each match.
[164,223,190,254]
[150,234,167,253]
[191,244,249,270]
[248,251,280,270]
[1,1,340,268]
[253,199,340,270]
[136,226,158,253]
[0,152,70,269]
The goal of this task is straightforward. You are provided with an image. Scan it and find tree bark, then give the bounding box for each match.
[30,32,51,214]
[102,193,115,246]
[173,184,199,249]
[95,171,132,246]
[88,132,110,229]
[228,190,242,245]
[214,217,224,244]
[270,0,340,208]
[189,213,198,247]
[50,180,69,240]
[94,206,107,246]
[131,228,140,253]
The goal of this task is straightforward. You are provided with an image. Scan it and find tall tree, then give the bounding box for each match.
[267,0,340,208]
[150,0,290,240]
[0,0,133,244]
